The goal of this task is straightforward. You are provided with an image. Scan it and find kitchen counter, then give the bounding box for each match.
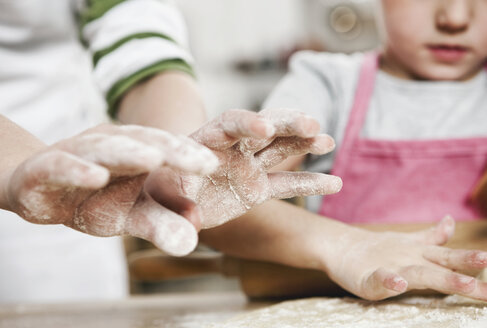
[0,292,271,328]
[3,221,487,328]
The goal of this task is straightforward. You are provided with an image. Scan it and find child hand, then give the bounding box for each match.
[322,216,487,301]
[6,124,219,256]
[146,108,343,229]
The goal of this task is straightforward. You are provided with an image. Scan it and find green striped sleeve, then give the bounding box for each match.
[93,32,176,66]
[79,0,126,30]
[106,59,195,119]
[78,0,196,119]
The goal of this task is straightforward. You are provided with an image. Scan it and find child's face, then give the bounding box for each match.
[379,0,487,80]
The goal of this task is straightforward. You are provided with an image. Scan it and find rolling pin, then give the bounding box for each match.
[472,170,487,216]
[128,221,487,300]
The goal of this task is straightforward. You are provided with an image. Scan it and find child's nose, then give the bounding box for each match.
[436,0,471,34]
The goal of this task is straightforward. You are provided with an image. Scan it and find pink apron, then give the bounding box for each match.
[319,53,487,224]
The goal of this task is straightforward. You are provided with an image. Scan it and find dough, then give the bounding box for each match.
[212,296,487,328]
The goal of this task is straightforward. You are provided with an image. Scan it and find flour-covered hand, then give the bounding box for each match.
[320,216,487,301]
[6,124,218,256]
[147,108,343,229]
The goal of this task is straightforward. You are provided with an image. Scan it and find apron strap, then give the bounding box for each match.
[331,52,379,172]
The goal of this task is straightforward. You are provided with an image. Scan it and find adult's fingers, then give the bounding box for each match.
[361,268,408,300]
[125,192,198,256]
[106,125,219,175]
[59,133,165,176]
[23,150,110,189]
[268,172,342,199]
[400,265,478,296]
[413,215,455,245]
[255,134,335,170]
[423,246,487,271]
[191,109,275,150]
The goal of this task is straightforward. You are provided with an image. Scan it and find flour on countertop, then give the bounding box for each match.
[211,296,487,328]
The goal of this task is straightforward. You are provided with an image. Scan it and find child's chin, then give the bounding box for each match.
[414,64,478,82]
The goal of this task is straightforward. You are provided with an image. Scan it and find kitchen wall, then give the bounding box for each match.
[175,0,380,119]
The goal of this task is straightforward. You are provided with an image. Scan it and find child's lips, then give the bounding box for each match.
[427,44,469,63]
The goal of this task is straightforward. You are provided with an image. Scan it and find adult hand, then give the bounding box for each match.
[6,124,218,256]
[321,216,487,301]
[147,108,343,229]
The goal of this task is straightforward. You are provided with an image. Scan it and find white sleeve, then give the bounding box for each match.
[263,51,338,135]
[263,51,363,138]
[77,0,195,117]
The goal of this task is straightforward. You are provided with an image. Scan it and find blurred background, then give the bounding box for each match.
[177,0,379,118]
[130,0,380,295]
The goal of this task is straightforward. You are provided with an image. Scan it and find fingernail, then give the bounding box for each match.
[392,277,408,292]
[476,253,487,265]
[86,165,110,186]
[154,221,198,257]
[254,120,275,137]
[326,135,336,150]
[75,164,109,188]
[442,215,455,235]
[328,176,343,193]
[311,135,336,154]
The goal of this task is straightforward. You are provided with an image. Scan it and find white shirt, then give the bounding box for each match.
[264,52,487,212]
[0,0,192,303]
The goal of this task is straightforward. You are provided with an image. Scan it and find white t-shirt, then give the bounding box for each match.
[263,52,487,212]
[0,0,126,304]
[0,0,193,303]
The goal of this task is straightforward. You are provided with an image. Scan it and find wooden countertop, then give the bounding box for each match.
[0,292,271,328]
[2,221,486,327]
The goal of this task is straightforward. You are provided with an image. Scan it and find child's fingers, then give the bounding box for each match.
[125,193,198,256]
[400,265,477,296]
[268,172,342,199]
[109,125,219,175]
[414,215,455,245]
[162,135,218,175]
[459,281,487,302]
[255,135,335,170]
[24,150,110,189]
[260,108,320,138]
[191,109,275,150]
[423,246,487,271]
[362,268,408,300]
[240,109,321,154]
[218,109,275,139]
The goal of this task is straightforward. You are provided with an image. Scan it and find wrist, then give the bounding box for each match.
[307,218,365,274]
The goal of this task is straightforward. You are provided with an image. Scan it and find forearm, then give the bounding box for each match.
[200,199,356,272]
[0,116,45,210]
[117,71,207,135]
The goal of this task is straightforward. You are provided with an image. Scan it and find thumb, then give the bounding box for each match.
[361,268,408,300]
[125,192,198,256]
[146,168,202,231]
